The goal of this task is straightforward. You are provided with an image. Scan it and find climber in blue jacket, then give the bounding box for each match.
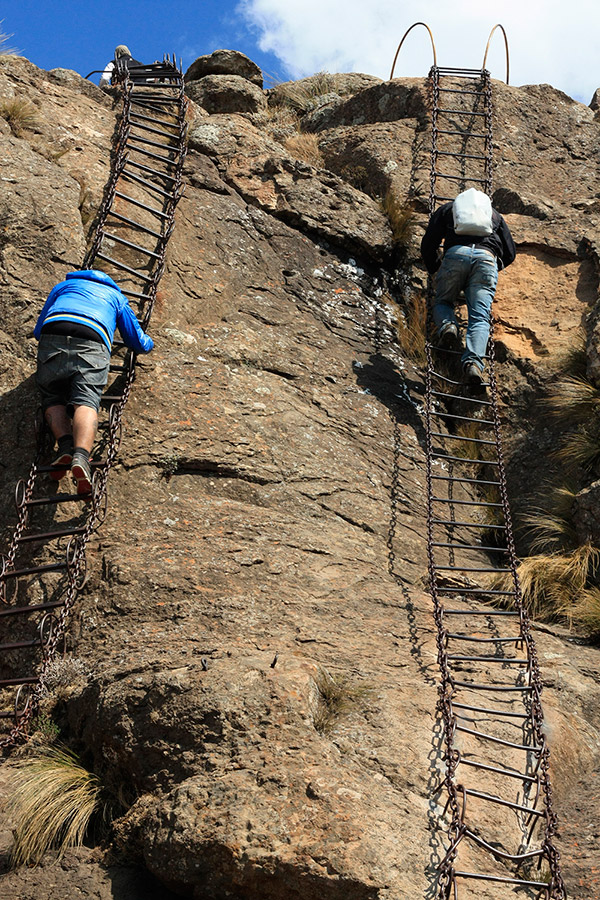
[34,269,154,494]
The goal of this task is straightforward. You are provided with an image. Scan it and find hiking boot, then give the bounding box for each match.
[464,363,484,388]
[71,452,92,496]
[438,322,459,351]
[50,441,74,481]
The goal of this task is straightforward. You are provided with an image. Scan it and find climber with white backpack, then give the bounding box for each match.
[420,188,516,387]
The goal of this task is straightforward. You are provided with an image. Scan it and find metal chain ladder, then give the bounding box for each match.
[423,65,566,899]
[0,56,188,749]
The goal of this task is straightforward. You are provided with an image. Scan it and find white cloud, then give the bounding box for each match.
[239,0,600,103]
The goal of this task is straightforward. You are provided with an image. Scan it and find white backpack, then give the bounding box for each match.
[452,188,493,236]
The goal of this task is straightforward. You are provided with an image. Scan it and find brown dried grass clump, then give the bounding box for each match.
[0,97,38,136]
[270,71,335,112]
[284,132,323,168]
[312,669,371,735]
[381,190,415,247]
[494,543,600,624]
[395,294,427,366]
[8,744,102,866]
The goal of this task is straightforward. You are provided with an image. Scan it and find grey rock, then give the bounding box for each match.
[185,49,263,87]
[186,74,266,115]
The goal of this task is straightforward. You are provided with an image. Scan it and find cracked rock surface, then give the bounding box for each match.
[0,56,600,899]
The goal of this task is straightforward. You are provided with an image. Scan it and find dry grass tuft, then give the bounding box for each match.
[284,132,323,168]
[312,669,370,735]
[546,375,600,429]
[380,190,415,247]
[264,105,300,143]
[0,97,38,136]
[8,744,102,867]
[270,71,335,113]
[569,586,600,635]
[494,543,600,622]
[521,482,578,553]
[555,421,600,473]
[395,293,427,365]
[0,24,18,56]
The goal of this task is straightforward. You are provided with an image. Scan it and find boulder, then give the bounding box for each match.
[186,73,266,114]
[301,79,428,132]
[185,49,263,87]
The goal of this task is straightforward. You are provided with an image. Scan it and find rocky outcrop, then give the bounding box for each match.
[185,49,263,87]
[186,74,267,114]
[188,114,394,261]
[1,54,600,900]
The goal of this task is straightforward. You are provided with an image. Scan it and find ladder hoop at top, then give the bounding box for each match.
[390,22,437,80]
[482,23,510,84]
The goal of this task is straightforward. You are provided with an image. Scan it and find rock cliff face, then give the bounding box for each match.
[1,51,600,899]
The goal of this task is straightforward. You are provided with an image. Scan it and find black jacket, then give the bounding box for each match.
[420,202,516,274]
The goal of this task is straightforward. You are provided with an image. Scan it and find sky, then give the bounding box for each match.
[2,0,599,104]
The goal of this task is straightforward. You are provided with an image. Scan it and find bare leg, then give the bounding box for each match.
[44,405,72,442]
[72,404,98,453]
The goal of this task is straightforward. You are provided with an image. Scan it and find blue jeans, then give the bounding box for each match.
[432,245,498,371]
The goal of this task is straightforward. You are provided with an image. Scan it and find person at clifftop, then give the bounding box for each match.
[99,45,143,88]
[34,270,154,494]
[420,190,516,387]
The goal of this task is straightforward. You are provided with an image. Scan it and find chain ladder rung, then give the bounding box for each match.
[458,758,537,782]
[454,871,550,889]
[452,699,528,717]
[0,601,65,618]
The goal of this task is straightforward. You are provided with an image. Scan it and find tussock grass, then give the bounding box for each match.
[264,105,300,143]
[312,669,370,735]
[555,420,600,473]
[546,375,600,429]
[284,132,323,167]
[0,24,18,56]
[494,543,600,622]
[270,71,335,112]
[396,293,427,366]
[380,190,415,248]
[521,482,578,554]
[570,586,600,635]
[8,744,102,867]
[0,97,38,136]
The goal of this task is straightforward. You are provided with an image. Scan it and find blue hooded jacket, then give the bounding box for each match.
[34,270,154,354]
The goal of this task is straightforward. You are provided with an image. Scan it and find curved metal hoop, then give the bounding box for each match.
[38,612,58,660]
[66,536,88,590]
[14,478,27,513]
[482,24,510,84]
[14,683,32,719]
[390,22,437,80]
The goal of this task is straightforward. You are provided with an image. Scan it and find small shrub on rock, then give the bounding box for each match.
[0,97,38,136]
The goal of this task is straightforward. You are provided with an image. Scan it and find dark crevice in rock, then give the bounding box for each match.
[166,461,277,485]
[319,504,376,533]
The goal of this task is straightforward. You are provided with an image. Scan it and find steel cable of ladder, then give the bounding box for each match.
[423,65,566,899]
[0,55,188,748]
